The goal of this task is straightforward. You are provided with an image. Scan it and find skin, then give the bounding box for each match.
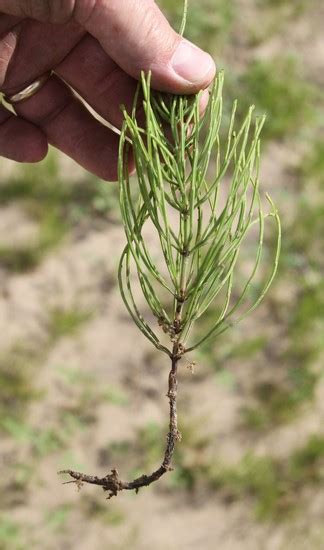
[0,0,216,180]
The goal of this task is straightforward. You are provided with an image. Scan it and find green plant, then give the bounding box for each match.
[0,461,36,512]
[242,366,318,430]
[1,418,65,457]
[47,306,92,342]
[61,0,280,498]
[44,504,72,532]
[302,139,324,186]
[102,386,129,406]
[287,280,324,364]
[0,348,40,424]
[0,151,119,272]
[210,434,324,521]
[228,57,315,140]
[0,517,24,550]
[213,453,285,520]
[0,209,67,273]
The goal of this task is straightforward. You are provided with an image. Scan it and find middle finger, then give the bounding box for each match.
[14,74,125,180]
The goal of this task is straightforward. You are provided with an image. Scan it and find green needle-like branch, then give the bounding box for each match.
[60,0,281,498]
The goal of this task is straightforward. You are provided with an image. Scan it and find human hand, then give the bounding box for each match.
[0,0,215,180]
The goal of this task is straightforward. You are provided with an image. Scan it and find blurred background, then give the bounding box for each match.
[0,0,323,548]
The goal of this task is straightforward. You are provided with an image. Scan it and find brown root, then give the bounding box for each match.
[58,354,181,499]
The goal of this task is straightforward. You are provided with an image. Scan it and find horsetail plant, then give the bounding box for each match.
[60,1,281,499]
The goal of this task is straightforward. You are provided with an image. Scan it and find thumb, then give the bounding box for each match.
[79,0,215,93]
[0,0,215,93]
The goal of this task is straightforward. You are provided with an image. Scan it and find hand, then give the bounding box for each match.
[0,0,215,180]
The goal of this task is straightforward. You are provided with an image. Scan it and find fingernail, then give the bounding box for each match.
[171,39,215,84]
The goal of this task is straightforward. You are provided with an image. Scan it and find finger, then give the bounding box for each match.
[1,19,84,91]
[0,0,74,23]
[0,0,216,94]
[0,20,136,130]
[13,74,126,180]
[0,104,47,162]
[55,34,138,130]
[56,34,211,131]
[78,0,216,94]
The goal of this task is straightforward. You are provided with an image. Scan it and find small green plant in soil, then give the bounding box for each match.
[0,517,24,550]
[47,306,92,342]
[302,139,324,187]
[0,151,119,273]
[226,57,315,140]
[242,367,318,431]
[211,434,324,521]
[61,0,280,498]
[0,209,67,272]
[44,504,73,533]
[0,348,40,426]
[242,282,323,431]
[1,418,65,457]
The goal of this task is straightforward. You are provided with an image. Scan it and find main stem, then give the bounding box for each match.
[58,351,181,499]
[59,203,189,499]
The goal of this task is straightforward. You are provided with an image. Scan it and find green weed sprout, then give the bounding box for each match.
[60,1,281,499]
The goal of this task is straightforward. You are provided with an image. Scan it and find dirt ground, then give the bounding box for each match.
[1,1,324,549]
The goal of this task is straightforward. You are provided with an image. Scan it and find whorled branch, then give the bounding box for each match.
[58,353,181,499]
